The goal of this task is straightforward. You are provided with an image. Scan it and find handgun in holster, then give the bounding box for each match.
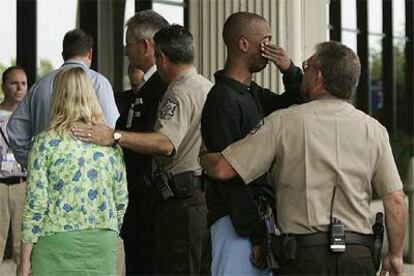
[372,212,384,272]
[258,194,280,273]
[152,165,174,200]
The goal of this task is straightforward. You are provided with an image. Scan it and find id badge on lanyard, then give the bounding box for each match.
[0,151,20,173]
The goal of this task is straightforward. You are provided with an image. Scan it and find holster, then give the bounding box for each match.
[152,169,174,200]
[170,171,194,198]
[152,170,202,200]
[274,235,297,262]
[257,194,281,272]
[371,212,384,272]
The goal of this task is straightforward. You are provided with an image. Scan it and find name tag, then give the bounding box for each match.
[1,152,21,173]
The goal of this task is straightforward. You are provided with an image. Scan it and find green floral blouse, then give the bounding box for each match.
[22,131,128,244]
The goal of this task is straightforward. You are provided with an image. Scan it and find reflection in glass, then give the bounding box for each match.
[369,35,383,120]
[393,0,407,135]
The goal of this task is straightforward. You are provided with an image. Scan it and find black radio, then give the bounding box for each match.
[329,217,346,253]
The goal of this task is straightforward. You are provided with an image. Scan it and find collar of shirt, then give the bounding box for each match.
[143,64,157,82]
[168,67,197,89]
[62,59,89,69]
[214,70,253,95]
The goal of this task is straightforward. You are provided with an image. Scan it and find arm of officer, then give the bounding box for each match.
[372,129,406,276]
[200,152,236,180]
[380,189,406,276]
[71,124,174,156]
[202,113,279,184]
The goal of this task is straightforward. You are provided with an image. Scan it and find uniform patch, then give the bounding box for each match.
[249,119,264,135]
[159,99,178,120]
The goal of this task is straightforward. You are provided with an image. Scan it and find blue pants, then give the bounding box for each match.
[211,215,271,276]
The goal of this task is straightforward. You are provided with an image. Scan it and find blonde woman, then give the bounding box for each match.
[19,67,128,276]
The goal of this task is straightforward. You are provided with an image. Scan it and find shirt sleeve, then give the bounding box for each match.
[372,128,403,196]
[155,92,191,153]
[222,114,280,185]
[259,63,304,116]
[21,135,50,243]
[7,87,34,168]
[93,75,120,128]
[112,146,128,232]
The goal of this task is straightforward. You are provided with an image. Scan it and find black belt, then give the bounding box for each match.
[0,176,27,185]
[192,175,203,190]
[290,231,374,249]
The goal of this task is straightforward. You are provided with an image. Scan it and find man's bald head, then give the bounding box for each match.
[223,12,268,48]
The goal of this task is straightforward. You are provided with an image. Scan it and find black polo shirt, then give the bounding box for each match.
[201,64,303,244]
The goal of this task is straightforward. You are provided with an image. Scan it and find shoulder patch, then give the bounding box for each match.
[159,99,178,120]
[249,119,265,135]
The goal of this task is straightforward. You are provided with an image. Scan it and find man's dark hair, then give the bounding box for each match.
[312,41,361,100]
[126,10,169,41]
[154,25,194,64]
[2,66,26,84]
[62,28,94,61]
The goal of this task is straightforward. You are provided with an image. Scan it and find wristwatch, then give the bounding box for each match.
[113,131,122,145]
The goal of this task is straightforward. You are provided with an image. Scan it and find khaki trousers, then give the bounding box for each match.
[0,182,26,267]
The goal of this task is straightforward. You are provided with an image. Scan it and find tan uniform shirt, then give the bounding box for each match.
[154,67,213,175]
[222,98,403,234]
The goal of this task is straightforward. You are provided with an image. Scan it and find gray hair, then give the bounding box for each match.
[126,10,169,41]
[312,41,361,100]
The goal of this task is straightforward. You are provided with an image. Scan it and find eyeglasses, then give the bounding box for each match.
[124,38,145,48]
[302,60,310,71]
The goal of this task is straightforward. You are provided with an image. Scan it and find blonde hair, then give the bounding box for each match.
[48,67,105,135]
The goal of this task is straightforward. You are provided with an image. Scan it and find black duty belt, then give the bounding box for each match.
[0,176,27,185]
[290,231,374,249]
[192,175,203,190]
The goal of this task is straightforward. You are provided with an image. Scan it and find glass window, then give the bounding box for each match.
[123,0,136,89]
[340,0,357,52]
[341,0,356,30]
[368,0,383,121]
[393,0,406,133]
[0,0,17,77]
[153,0,185,26]
[37,0,77,79]
[124,0,135,44]
[342,30,357,53]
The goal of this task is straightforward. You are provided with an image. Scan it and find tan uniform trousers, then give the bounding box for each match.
[0,181,26,267]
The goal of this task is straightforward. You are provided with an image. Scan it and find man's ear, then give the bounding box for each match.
[237,37,249,53]
[314,69,324,89]
[158,52,168,65]
[142,38,153,55]
[87,48,93,61]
